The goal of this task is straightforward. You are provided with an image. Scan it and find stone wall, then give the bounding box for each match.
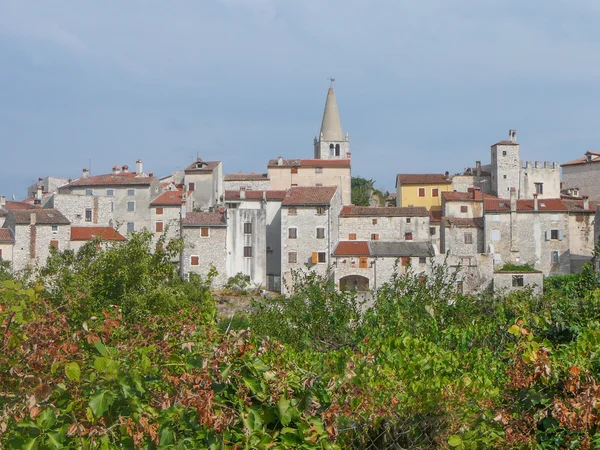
[493,271,543,297]
[339,214,430,243]
[442,226,484,256]
[150,205,181,249]
[520,161,561,199]
[226,208,267,288]
[49,194,113,226]
[452,175,493,195]
[491,142,521,198]
[181,226,228,288]
[10,222,70,273]
[223,179,270,191]
[563,163,600,201]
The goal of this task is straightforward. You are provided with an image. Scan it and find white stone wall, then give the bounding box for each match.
[10,223,70,272]
[493,272,543,297]
[314,139,350,160]
[268,167,351,205]
[185,164,223,211]
[150,206,181,248]
[223,179,270,191]
[443,200,484,219]
[520,161,561,199]
[226,208,267,288]
[484,212,571,275]
[452,175,493,195]
[491,143,521,198]
[339,215,430,242]
[27,177,70,198]
[563,163,600,201]
[0,242,14,269]
[48,194,113,226]
[181,226,228,288]
[441,226,484,256]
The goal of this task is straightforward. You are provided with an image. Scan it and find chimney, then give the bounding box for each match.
[38,177,43,182]
[180,196,187,220]
[82,168,90,179]
[34,186,43,205]
[472,187,482,201]
[533,193,538,211]
[122,165,129,173]
[475,161,481,178]
[583,195,589,211]
[444,171,450,179]
[148,172,154,178]
[510,187,517,212]
[0,196,5,207]
[112,165,120,174]
[30,212,36,225]
[277,156,283,166]
[509,129,517,143]
[136,159,143,174]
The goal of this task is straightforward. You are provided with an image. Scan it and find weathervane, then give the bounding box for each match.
[328,77,335,84]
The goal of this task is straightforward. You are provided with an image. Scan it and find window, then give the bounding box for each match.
[535,182,543,195]
[372,218,378,225]
[191,256,199,266]
[502,151,507,156]
[359,257,368,268]
[329,144,334,156]
[106,189,114,196]
[316,207,326,215]
[226,203,239,209]
[371,233,379,241]
[512,275,524,287]
[460,206,468,213]
[288,252,297,263]
[201,227,209,237]
[291,184,298,187]
[419,257,427,265]
[156,221,163,233]
[430,227,436,235]
[156,207,163,215]
[492,215,500,222]
[335,144,340,156]
[432,188,439,197]
[551,250,559,264]
[464,232,473,245]
[316,227,325,239]
[51,225,58,233]
[406,218,411,224]
[127,222,135,232]
[288,228,297,239]
[405,232,413,241]
[127,189,135,196]
[315,167,323,174]
[49,240,59,250]
[492,230,501,241]
[244,246,253,258]
[127,201,135,212]
[318,252,326,263]
[349,233,357,240]
[111,201,115,212]
[244,222,253,234]
[85,208,92,222]
[188,183,195,192]
[288,207,297,216]
[401,256,410,267]
[548,229,562,240]
[85,189,93,196]
[461,257,471,266]
[503,175,507,179]
[418,188,426,197]
[291,167,298,174]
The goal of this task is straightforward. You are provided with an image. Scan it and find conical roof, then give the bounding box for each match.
[319,86,344,141]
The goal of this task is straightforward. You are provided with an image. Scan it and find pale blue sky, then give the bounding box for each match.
[2,0,600,198]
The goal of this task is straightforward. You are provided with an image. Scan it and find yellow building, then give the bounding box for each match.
[395,173,453,212]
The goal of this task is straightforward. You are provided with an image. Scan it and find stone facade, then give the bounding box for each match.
[27,176,70,198]
[226,208,267,288]
[184,160,224,211]
[562,152,600,201]
[223,175,270,192]
[520,161,561,199]
[47,194,113,226]
[493,271,544,297]
[338,207,430,243]
[181,221,228,288]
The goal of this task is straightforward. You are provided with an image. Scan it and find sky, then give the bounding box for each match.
[2,0,600,198]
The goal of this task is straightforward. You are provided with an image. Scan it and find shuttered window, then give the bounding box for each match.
[156,222,164,233]
[359,257,368,268]
[191,256,199,266]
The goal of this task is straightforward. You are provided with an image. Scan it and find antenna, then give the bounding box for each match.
[89,158,92,175]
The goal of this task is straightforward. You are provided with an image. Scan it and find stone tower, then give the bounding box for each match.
[491,130,521,198]
[313,84,350,160]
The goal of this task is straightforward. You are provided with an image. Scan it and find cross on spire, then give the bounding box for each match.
[328,77,335,85]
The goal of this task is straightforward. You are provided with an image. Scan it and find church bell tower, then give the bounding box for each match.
[313,82,350,160]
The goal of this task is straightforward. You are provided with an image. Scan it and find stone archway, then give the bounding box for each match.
[339,275,370,292]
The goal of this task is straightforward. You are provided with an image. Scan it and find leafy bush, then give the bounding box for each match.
[498,262,536,272]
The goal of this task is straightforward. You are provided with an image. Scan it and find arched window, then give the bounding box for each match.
[329,143,334,156]
[335,144,340,156]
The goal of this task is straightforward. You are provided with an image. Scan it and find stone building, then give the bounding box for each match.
[0,228,14,268]
[313,85,350,161]
[3,209,70,272]
[181,211,228,288]
[395,174,453,212]
[149,190,185,248]
[46,193,113,226]
[280,186,342,294]
[223,173,270,191]
[562,150,600,201]
[26,176,70,199]
[440,189,485,259]
[563,197,597,272]
[183,159,224,211]
[59,162,162,235]
[70,226,126,252]
[339,206,431,243]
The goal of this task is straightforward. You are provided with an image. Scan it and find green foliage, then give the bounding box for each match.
[224,272,252,295]
[498,262,537,272]
[351,176,374,206]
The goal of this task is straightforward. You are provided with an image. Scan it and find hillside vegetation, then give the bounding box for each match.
[2,232,600,449]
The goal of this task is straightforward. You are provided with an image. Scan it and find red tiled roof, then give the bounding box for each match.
[483,197,568,212]
[396,174,452,185]
[64,173,154,188]
[441,217,484,228]
[11,209,70,225]
[334,241,370,256]
[181,212,226,227]
[282,186,338,206]
[0,228,14,243]
[4,201,39,211]
[429,210,442,223]
[267,158,351,168]
[71,226,125,241]
[224,173,269,181]
[151,190,184,206]
[224,190,287,201]
[561,199,597,212]
[184,159,221,173]
[442,191,473,201]
[562,151,600,167]
[340,206,428,217]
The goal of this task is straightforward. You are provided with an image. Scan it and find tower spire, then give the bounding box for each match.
[319,82,343,141]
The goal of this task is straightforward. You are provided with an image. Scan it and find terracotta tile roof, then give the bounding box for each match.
[493,140,519,146]
[340,206,428,217]
[267,158,351,168]
[64,173,154,188]
[562,151,600,167]
[562,199,598,212]
[71,226,125,241]
[396,174,452,185]
[11,209,70,225]
[184,159,221,173]
[483,197,568,212]
[429,210,442,223]
[0,228,14,243]
[282,186,338,206]
[4,201,39,211]
[151,190,184,206]
[334,241,370,256]
[441,217,484,228]
[442,191,474,201]
[181,211,226,227]
[224,190,287,201]
[224,173,269,181]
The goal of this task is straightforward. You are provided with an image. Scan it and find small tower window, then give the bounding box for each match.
[335,144,340,156]
[329,144,334,156]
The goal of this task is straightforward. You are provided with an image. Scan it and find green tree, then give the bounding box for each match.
[351,176,374,206]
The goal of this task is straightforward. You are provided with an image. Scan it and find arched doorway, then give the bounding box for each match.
[339,275,370,292]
